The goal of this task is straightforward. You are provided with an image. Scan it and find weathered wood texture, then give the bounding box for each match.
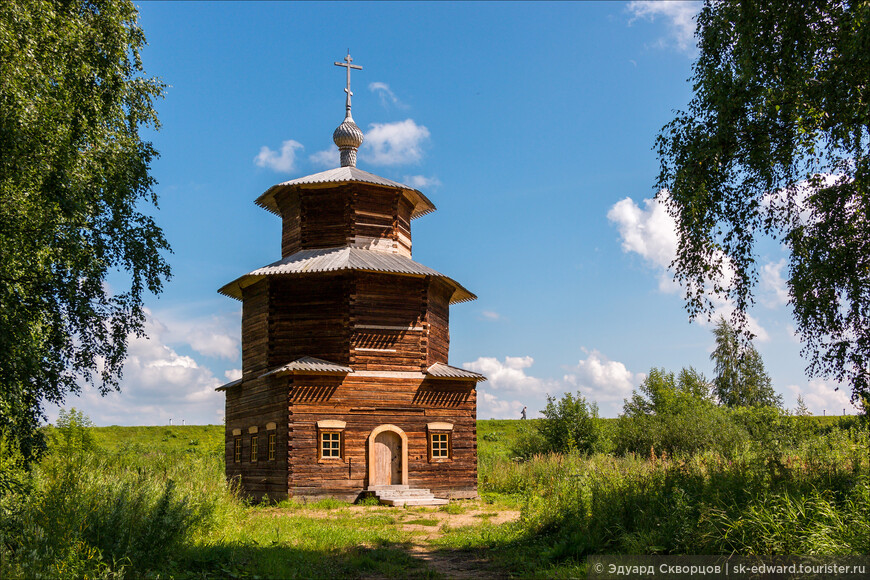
[351,272,427,372]
[269,274,351,367]
[425,278,451,367]
[241,279,270,379]
[224,375,289,500]
[274,184,415,258]
[287,375,477,501]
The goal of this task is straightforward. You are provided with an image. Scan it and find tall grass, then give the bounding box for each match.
[0,447,241,579]
[473,432,869,563]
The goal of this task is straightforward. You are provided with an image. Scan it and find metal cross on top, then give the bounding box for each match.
[334,52,362,117]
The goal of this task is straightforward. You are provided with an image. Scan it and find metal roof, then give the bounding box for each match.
[426,363,487,382]
[261,356,354,377]
[215,378,242,392]
[218,246,476,304]
[255,166,436,219]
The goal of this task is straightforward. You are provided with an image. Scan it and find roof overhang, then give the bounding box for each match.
[425,363,486,382]
[218,246,476,305]
[260,356,354,378]
[215,378,242,392]
[254,166,436,219]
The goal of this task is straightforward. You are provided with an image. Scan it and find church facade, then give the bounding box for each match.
[216,55,484,502]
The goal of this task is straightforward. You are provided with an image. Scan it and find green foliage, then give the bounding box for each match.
[0,431,28,496]
[49,408,96,453]
[656,0,870,407]
[536,391,603,454]
[0,0,170,456]
[1,448,238,578]
[615,367,745,457]
[623,367,712,417]
[711,317,782,408]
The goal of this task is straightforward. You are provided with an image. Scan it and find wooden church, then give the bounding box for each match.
[216,55,484,504]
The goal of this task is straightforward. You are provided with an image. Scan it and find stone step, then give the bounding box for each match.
[373,489,433,498]
[381,497,449,507]
[366,486,449,507]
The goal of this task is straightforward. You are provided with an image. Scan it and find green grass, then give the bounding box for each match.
[86,424,224,455]
[1,416,866,579]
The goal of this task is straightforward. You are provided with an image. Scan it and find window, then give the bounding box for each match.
[430,432,450,459]
[268,433,276,461]
[233,437,241,463]
[316,420,346,462]
[320,431,341,459]
[251,435,259,463]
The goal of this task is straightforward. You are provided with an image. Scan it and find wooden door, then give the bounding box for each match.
[373,430,401,485]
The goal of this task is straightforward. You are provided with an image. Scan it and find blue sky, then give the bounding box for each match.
[48,1,856,425]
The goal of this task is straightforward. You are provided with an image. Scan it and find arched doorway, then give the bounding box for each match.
[367,424,408,486]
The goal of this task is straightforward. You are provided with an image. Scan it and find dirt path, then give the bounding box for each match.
[391,502,519,579]
[269,500,521,578]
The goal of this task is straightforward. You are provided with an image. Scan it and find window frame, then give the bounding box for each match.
[268,432,276,461]
[233,437,241,463]
[428,430,452,462]
[318,430,343,461]
[251,434,259,463]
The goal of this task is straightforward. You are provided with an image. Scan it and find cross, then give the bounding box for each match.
[334,52,362,116]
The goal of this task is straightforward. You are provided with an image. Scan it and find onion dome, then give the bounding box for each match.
[333,115,364,167]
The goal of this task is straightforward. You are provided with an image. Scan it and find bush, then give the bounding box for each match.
[614,400,747,458]
[615,367,747,457]
[536,391,603,455]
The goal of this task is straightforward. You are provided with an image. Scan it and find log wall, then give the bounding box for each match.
[268,274,351,367]
[273,184,415,258]
[287,374,477,501]
[426,278,451,367]
[241,279,270,379]
[224,374,289,500]
[350,272,427,372]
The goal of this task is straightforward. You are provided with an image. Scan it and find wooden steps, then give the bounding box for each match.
[368,485,448,507]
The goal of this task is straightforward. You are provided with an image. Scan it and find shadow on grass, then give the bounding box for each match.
[171,540,436,579]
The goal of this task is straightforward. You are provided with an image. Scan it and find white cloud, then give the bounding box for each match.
[480,310,501,321]
[404,175,441,189]
[464,355,558,419]
[224,368,242,381]
[46,309,227,426]
[607,196,678,294]
[760,259,790,308]
[254,139,304,173]
[465,356,548,394]
[627,1,700,53]
[362,119,430,166]
[563,350,644,417]
[608,194,769,341]
[786,379,856,416]
[155,309,241,361]
[309,148,340,169]
[369,81,407,109]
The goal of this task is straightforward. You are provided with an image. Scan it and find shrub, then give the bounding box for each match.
[615,367,747,457]
[536,391,602,454]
